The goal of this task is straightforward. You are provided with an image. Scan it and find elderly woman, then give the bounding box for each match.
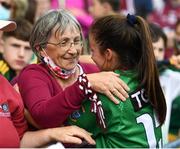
[15,8,129,143]
[0,19,95,148]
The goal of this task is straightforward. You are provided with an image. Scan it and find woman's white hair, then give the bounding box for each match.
[30,9,84,58]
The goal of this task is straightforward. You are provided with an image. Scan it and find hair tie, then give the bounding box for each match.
[127,13,137,27]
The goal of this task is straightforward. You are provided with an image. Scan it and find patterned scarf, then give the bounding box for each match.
[78,73,106,130]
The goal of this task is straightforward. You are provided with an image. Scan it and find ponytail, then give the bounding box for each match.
[135,16,166,125]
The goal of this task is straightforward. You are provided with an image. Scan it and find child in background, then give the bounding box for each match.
[0,18,33,81]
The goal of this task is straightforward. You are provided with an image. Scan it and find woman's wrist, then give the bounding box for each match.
[43,128,55,143]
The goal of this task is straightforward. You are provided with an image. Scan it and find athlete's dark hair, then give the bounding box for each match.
[89,14,166,125]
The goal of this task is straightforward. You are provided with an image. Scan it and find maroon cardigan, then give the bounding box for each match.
[17,62,99,128]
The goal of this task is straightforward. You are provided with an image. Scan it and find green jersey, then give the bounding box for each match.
[68,70,163,148]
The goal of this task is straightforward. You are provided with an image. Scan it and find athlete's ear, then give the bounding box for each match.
[104,48,113,61]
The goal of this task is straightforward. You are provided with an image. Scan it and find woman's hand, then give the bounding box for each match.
[21,126,95,147]
[87,72,130,104]
[48,126,95,145]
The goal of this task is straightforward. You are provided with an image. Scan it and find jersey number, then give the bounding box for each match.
[136,113,162,148]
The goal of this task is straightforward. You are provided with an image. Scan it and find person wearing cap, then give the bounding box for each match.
[0,18,34,81]
[0,20,17,31]
[0,19,95,147]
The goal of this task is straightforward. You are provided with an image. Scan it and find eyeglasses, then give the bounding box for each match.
[46,40,83,51]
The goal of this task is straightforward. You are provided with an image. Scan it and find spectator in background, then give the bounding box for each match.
[89,0,120,19]
[0,18,33,81]
[149,23,168,62]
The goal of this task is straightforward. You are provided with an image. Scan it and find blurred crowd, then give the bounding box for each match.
[0,0,179,55]
[0,0,180,147]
